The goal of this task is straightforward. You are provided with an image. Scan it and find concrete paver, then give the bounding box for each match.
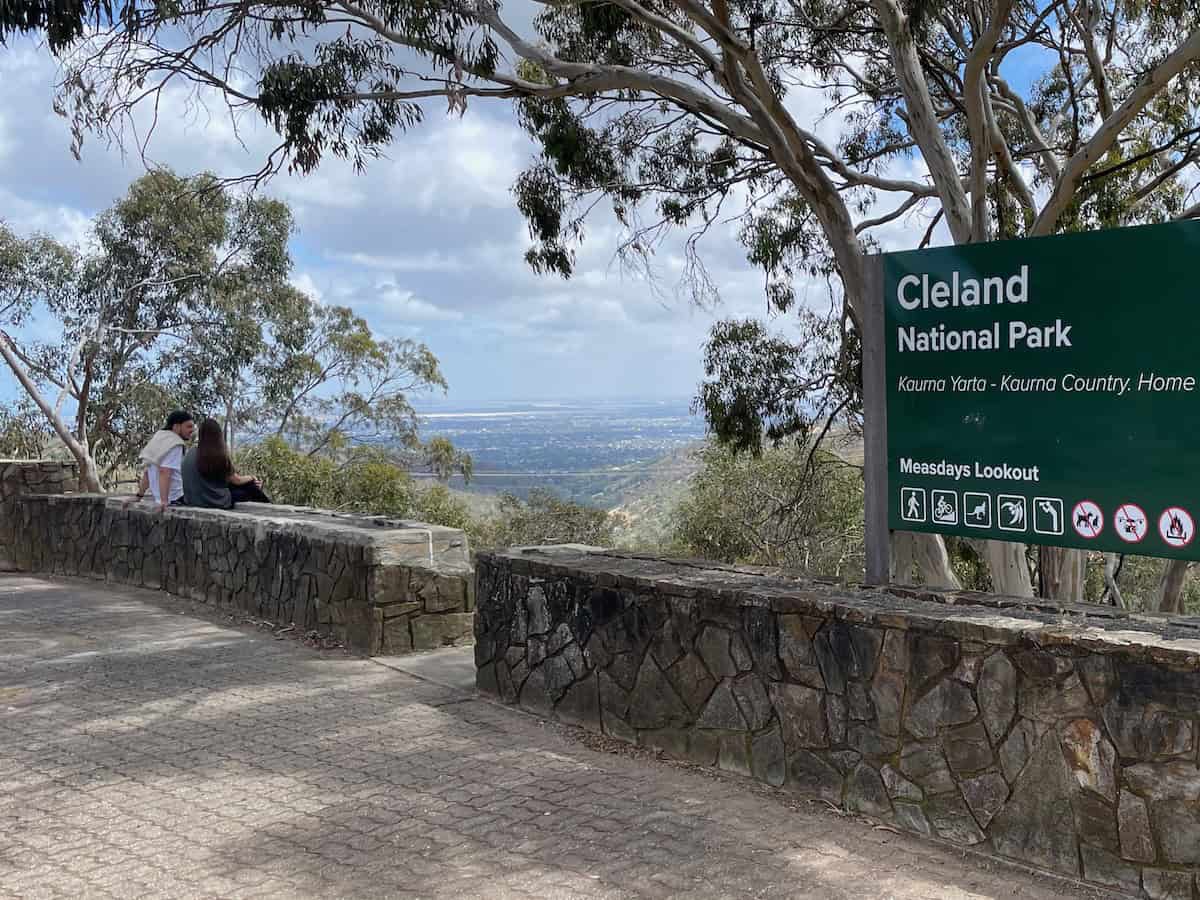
[0,575,1108,899]
[374,647,477,692]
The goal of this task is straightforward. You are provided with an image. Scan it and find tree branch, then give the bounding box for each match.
[964,0,1016,242]
[871,0,973,243]
[1033,28,1200,235]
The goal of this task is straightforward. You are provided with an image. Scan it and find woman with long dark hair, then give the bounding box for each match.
[182,418,271,508]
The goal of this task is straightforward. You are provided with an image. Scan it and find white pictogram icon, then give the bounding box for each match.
[931,490,958,525]
[1158,507,1194,548]
[1114,504,1148,543]
[998,495,1028,532]
[963,492,991,528]
[1033,497,1064,535]
[901,487,926,523]
[1071,500,1104,539]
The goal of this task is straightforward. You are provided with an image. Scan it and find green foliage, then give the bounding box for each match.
[422,436,473,483]
[475,488,614,550]
[0,0,121,51]
[237,436,474,530]
[943,537,992,592]
[0,399,55,459]
[0,168,299,482]
[237,436,340,508]
[412,483,474,533]
[670,441,864,578]
[248,296,449,458]
[697,310,861,457]
[1081,553,1200,613]
[1,170,465,489]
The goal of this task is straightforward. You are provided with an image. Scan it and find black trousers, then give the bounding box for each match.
[230,482,272,504]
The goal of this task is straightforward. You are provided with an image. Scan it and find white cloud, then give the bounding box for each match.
[0,32,946,405]
[329,250,467,273]
[289,271,324,303]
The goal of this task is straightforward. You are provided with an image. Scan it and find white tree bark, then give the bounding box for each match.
[870,0,973,243]
[985,540,1033,596]
[891,531,961,589]
[1101,553,1125,608]
[963,0,1017,241]
[0,333,102,492]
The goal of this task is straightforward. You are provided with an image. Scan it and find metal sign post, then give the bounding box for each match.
[862,254,890,585]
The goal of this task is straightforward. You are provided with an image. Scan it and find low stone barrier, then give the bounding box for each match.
[0,462,473,655]
[0,459,80,568]
[475,547,1200,899]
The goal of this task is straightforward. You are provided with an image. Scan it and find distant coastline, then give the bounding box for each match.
[411,398,706,506]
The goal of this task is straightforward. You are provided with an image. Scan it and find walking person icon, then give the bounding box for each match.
[900,488,926,523]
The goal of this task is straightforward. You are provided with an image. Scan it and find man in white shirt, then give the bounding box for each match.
[135,411,195,511]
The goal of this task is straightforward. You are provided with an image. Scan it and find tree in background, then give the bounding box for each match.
[253,300,441,454]
[9,0,1200,604]
[238,436,474,530]
[0,398,56,459]
[0,169,290,488]
[671,441,863,578]
[0,171,468,505]
[477,489,615,551]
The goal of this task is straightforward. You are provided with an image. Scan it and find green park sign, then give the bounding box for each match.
[881,220,1200,560]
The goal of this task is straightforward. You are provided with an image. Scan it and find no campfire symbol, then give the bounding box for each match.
[1158,507,1195,549]
[1071,500,1103,539]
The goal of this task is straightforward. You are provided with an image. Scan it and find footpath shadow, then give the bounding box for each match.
[0,574,1105,900]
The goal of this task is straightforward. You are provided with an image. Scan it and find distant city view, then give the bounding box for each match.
[412,398,707,504]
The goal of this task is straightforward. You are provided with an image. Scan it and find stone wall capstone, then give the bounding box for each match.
[0,459,80,570]
[3,468,473,655]
[475,547,1200,899]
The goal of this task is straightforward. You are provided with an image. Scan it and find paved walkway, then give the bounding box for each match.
[0,575,1107,900]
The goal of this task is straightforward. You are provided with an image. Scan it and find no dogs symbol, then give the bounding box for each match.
[1071,501,1103,539]
[1158,507,1195,549]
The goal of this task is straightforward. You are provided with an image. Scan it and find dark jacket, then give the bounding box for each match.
[181,447,233,510]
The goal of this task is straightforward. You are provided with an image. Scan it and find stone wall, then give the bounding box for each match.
[475,547,1200,899]
[0,459,80,570]
[3,467,473,655]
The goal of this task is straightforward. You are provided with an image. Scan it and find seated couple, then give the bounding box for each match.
[136,411,271,511]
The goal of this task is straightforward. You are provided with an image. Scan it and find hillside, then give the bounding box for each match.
[602,443,704,550]
[418,419,865,552]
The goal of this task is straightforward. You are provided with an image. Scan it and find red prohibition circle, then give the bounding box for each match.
[1114,503,1148,544]
[1158,507,1195,548]
[1070,500,1104,539]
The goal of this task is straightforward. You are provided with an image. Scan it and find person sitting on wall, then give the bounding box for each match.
[182,418,272,509]
[135,410,195,511]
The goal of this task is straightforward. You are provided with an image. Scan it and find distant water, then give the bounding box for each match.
[411,399,707,501]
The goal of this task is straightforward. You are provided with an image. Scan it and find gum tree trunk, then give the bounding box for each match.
[986,541,1033,596]
[891,531,961,589]
[1156,559,1191,614]
[1039,546,1085,602]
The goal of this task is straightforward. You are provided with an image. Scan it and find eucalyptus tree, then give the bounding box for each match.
[2,170,300,488]
[16,0,1200,597]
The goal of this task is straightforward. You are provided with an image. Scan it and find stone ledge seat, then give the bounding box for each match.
[2,486,475,655]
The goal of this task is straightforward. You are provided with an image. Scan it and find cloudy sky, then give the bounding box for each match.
[0,33,934,408]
